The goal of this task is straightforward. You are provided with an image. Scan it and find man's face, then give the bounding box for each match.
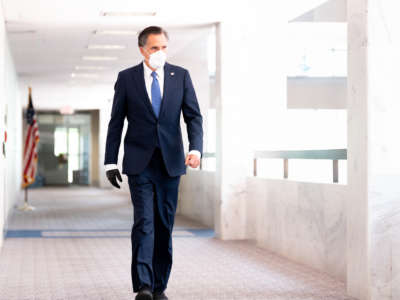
[140,33,168,64]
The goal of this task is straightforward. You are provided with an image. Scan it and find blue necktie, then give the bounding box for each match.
[151,71,162,118]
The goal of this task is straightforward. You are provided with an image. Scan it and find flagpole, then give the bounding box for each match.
[18,187,35,211]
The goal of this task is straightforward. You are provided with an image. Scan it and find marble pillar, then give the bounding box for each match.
[214,4,286,239]
[348,0,400,299]
[347,0,369,298]
[214,20,252,239]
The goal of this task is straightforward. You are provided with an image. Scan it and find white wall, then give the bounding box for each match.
[0,1,5,249]
[0,5,22,249]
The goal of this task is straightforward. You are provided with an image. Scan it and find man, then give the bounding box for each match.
[104,26,203,300]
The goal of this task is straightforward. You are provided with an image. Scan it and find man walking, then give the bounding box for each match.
[104,26,203,300]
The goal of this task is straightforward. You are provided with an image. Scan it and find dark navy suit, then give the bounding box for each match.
[104,61,203,294]
[104,61,203,177]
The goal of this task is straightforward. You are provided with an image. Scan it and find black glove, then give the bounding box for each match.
[106,169,123,189]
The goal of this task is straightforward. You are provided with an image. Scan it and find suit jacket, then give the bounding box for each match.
[104,61,203,177]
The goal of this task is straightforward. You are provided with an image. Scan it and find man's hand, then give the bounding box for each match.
[185,153,200,168]
[106,169,123,189]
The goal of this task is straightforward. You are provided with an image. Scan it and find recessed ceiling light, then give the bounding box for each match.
[87,44,126,50]
[93,30,138,35]
[75,66,107,70]
[71,73,99,78]
[82,56,118,61]
[8,30,36,34]
[100,11,156,17]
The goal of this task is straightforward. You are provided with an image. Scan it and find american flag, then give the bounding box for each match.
[22,87,40,188]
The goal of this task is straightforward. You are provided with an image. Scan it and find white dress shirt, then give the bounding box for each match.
[105,61,201,172]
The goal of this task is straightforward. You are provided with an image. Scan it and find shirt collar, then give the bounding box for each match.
[143,60,163,78]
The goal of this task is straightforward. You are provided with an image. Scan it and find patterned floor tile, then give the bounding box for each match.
[0,187,355,300]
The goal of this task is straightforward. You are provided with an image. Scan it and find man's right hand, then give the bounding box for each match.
[106,169,123,189]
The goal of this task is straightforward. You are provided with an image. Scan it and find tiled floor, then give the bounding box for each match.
[0,187,355,300]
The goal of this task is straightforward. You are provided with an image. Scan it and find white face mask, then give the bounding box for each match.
[145,49,167,69]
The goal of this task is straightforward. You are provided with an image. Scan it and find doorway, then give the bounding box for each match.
[35,112,91,186]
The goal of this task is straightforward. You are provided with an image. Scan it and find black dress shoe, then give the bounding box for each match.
[135,285,153,300]
[153,291,168,300]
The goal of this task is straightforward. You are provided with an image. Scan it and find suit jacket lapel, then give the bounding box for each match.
[132,62,157,120]
[159,62,172,120]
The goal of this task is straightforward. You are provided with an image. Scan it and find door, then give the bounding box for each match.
[36,112,91,186]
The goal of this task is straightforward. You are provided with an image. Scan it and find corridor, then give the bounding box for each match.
[0,187,353,300]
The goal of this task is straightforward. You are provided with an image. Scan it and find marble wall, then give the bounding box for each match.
[177,170,216,228]
[178,172,347,280]
[247,177,347,281]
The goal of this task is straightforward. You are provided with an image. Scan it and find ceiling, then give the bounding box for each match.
[2,0,220,86]
[2,0,332,88]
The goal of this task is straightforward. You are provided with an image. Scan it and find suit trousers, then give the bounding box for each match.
[127,146,181,294]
